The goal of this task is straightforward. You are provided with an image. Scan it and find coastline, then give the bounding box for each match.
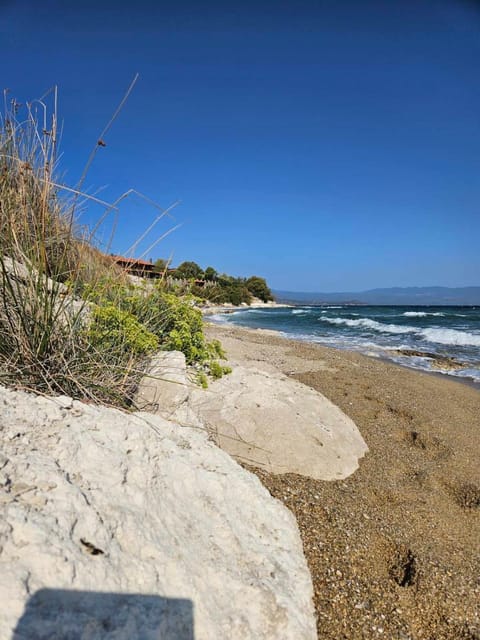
[205,305,480,389]
[201,301,293,316]
[206,323,480,639]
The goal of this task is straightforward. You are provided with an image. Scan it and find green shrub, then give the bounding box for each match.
[88,305,159,355]
[82,281,231,384]
[206,338,227,360]
[196,371,209,389]
[209,361,232,379]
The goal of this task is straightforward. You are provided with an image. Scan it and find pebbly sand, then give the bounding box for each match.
[205,323,480,640]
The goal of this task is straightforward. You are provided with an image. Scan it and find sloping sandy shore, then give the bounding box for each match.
[206,323,480,640]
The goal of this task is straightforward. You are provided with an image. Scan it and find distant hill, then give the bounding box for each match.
[273,286,480,306]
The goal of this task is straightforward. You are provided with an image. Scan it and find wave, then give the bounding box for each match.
[403,311,427,317]
[451,368,480,383]
[292,309,309,315]
[208,313,231,324]
[320,316,412,334]
[419,327,480,347]
[320,316,480,346]
[403,311,444,317]
[237,308,269,315]
[386,355,480,382]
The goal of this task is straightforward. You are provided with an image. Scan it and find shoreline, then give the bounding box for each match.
[205,309,480,389]
[206,321,480,397]
[201,301,293,316]
[205,323,480,639]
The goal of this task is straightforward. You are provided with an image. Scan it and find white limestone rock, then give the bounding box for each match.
[136,347,367,480]
[0,385,316,639]
[1,255,69,295]
[135,350,190,412]
[187,364,368,481]
[1,255,88,321]
[135,351,203,429]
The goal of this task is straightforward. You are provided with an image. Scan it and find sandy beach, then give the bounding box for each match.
[206,323,480,640]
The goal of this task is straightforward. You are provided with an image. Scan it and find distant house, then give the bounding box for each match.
[111,255,157,278]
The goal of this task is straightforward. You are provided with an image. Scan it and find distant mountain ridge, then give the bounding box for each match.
[273,286,480,306]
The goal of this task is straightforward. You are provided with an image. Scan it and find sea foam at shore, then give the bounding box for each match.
[210,305,480,383]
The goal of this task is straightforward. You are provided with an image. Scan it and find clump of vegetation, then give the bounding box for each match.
[244,276,273,303]
[0,89,229,407]
[88,305,160,356]
[158,259,274,305]
[0,92,126,404]
[82,279,230,370]
[209,360,232,380]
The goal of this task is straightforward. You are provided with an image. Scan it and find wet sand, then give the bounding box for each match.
[206,323,480,640]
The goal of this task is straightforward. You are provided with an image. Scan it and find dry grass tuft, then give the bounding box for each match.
[0,88,163,406]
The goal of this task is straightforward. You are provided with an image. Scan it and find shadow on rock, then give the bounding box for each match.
[12,589,194,640]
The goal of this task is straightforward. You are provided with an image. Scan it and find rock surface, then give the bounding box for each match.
[0,385,316,639]
[136,348,368,480]
[188,364,368,480]
[135,350,190,414]
[135,351,204,429]
[1,255,87,320]
[1,255,69,295]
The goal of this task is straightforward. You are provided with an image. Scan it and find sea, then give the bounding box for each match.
[210,305,480,385]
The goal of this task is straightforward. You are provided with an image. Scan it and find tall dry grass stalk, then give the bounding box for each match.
[0,86,176,406]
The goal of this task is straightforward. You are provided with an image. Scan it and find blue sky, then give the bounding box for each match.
[1,0,479,291]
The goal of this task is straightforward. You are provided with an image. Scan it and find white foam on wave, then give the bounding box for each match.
[320,316,480,346]
[293,331,480,379]
[419,327,480,347]
[403,311,445,317]
[451,368,480,383]
[238,308,269,315]
[208,313,231,324]
[320,316,413,334]
[292,309,309,315]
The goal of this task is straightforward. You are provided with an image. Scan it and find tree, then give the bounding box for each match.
[217,273,233,287]
[175,261,203,280]
[204,266,217,281]
[153,258,169,273]
[245,276,273,302]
